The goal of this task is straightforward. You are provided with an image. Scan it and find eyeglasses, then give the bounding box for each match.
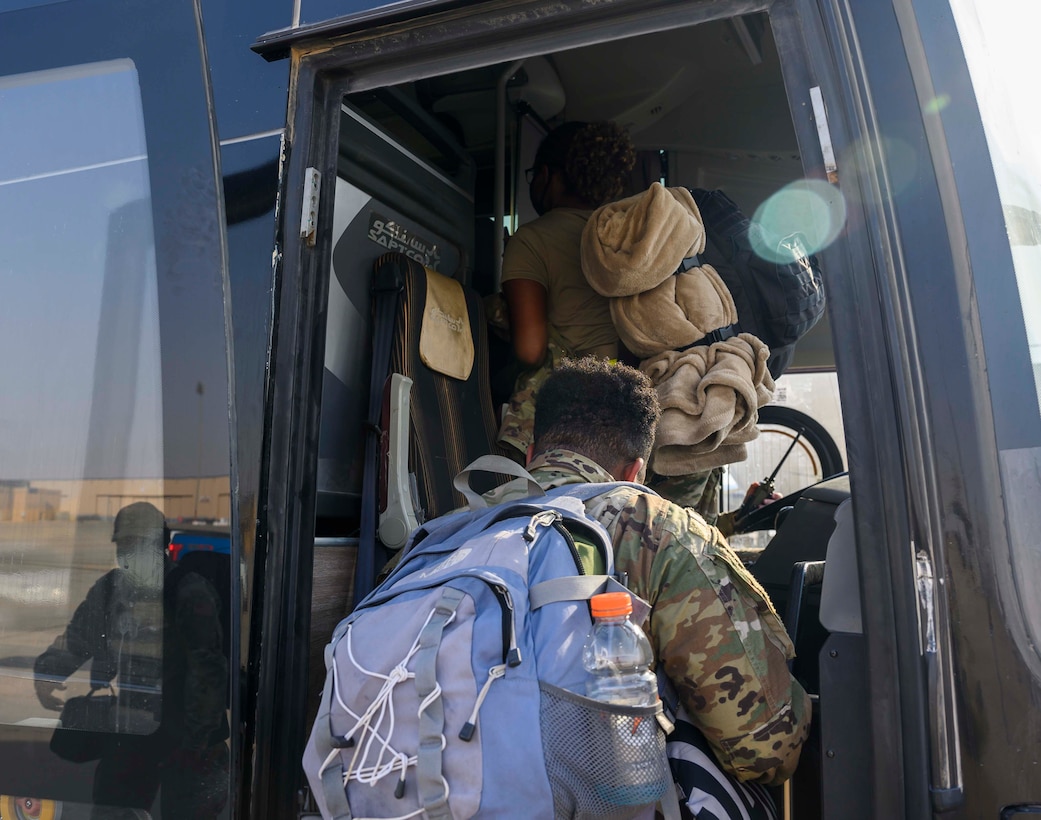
[524,166,538,184]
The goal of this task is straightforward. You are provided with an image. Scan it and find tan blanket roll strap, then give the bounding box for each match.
[610,262,738,358]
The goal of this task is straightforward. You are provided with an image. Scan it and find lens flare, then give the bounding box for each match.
[750,179,847,263]
[924,93,952,114]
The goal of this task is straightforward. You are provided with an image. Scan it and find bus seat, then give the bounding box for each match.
[750,479,850,820]
[761,480,869,820]
[818,498,861,635]
[751,474,849,693]
[785,560,826,676]
[354,252,508,599]
[376,251,506,519]
[817,495,871,819]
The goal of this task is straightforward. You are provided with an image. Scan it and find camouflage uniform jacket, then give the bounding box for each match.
[489,449,811,785]
[496,339,570,455]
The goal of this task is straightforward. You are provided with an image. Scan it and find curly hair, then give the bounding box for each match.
[535,121,636,208]
[533,356,659,468]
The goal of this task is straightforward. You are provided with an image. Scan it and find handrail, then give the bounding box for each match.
[494,59,526,291]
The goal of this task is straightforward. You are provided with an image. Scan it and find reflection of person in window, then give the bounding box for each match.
[33,502,229,819]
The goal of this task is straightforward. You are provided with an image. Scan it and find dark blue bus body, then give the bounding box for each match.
[1,0,1040,818]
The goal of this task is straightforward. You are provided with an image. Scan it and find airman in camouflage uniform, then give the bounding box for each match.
[487,358,810,788]
[489,450,809,784]
[496,339,570,455]
[647,467,721,523]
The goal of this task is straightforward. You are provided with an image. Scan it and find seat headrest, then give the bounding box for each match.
[419,267,474,381]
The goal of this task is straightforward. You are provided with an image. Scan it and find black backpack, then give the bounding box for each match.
[689,188,826,379]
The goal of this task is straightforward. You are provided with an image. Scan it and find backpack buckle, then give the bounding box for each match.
[677,324,738,351]
[524,510,561,542]
[675,255,700,273]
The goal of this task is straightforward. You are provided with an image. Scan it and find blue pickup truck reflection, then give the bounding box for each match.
[167,528,231,562]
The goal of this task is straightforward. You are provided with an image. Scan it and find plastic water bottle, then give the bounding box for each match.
[582,592,666,808]
[582,591,657,706]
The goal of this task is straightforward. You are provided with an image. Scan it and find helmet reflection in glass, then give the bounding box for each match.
[112,502,167,590]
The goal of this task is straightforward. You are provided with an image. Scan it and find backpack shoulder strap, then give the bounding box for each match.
[452,454,544,510]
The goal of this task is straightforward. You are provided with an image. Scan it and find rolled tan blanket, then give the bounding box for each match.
[610,262,737,358]
[581,183,705,297]
[643,333,776,474]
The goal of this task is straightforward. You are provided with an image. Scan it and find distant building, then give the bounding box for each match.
[0,480,62,522]
[2,476,231,522]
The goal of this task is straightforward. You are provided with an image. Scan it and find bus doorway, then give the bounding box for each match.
[254,0,1041,817]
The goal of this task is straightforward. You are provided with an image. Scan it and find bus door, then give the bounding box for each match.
[247,2,905,818]
[0,1,232,817]
[250,1,1041,818]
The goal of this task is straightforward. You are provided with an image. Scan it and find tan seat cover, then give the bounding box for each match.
[419,268,474,381]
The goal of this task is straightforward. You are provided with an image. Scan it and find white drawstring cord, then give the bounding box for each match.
[324,605,458,814]
[416,679,443,717]
[460,664,506,740]
[345,662,409,785]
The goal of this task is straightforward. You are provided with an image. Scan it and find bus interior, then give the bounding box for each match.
[302,10,854,816]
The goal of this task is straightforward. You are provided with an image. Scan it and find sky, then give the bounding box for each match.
[0,60,230,481]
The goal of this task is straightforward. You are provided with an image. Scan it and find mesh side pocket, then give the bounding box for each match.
[539,682,670,820]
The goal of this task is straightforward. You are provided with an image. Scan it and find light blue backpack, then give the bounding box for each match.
[302,457,673,819]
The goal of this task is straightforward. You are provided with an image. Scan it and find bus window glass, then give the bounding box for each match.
[724,371,846,555]
[949,0,1041,652]
[726,371,847,503]
[949,1,1041,414]
[0,61,167,737]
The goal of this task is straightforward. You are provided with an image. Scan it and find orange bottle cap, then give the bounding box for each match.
[590,591,633,618]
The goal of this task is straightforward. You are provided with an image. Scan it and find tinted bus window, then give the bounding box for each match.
[0,59,167,726]
[0,58,230,817]
[950,1,1041,414]
[949,0,1041,659]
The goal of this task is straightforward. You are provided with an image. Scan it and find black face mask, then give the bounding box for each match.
[115,537,165,591]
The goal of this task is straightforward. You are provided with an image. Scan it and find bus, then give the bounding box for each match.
[1,0,1039,817]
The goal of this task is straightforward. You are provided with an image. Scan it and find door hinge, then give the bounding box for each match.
[300,167,321,247]
[809,86,838,184]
